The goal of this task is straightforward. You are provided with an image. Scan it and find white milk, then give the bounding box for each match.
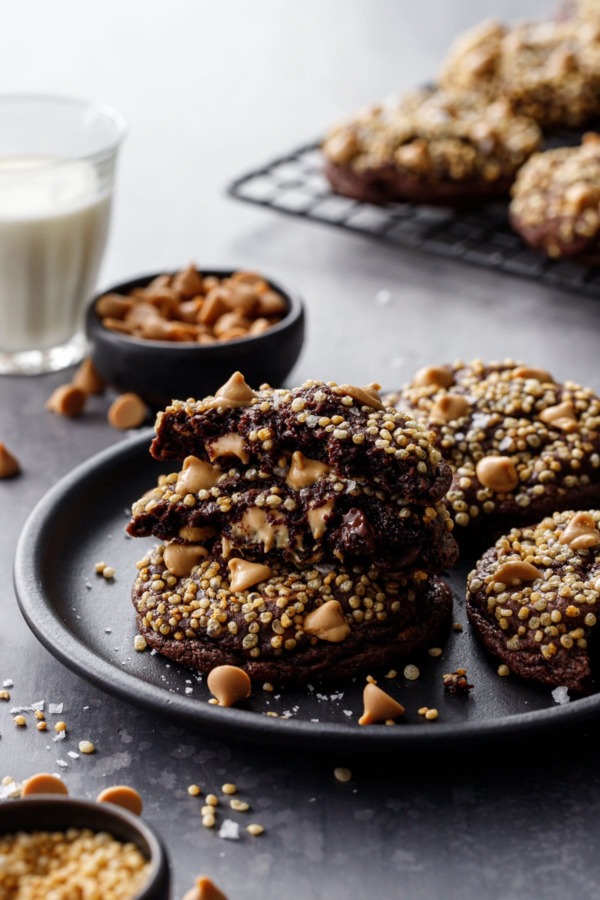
[0,157,111,353]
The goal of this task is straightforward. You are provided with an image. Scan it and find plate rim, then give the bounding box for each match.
[13,430,600,751]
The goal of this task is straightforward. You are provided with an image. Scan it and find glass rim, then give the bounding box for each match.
[0,92,128,168]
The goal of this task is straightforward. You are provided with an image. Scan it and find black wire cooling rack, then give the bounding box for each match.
[226,135,600,299]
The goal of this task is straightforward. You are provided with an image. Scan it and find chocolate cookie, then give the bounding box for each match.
[439,18,600,130]
[466,510,600,692]
[127,465,457,572]
[132,545,453,684]
[509,133,600,260]
[385,360,600,542]
[150,374,453,503]
[322,88,541,207]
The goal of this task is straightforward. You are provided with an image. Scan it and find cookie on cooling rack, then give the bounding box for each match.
[131,545,453,684]
[509,133,600,260]
[439,18,600,130]
[466,509,600,692]
[321,88,541,206]
[385,359,600,541]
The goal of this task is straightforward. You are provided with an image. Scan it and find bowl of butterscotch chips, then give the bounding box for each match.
[85,263,306,409]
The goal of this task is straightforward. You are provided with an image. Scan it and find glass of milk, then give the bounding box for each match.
[0,94,127,374]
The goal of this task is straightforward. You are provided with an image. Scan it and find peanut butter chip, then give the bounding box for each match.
[206,371,258,409]
[412,365,455,388]
[493,560,542,585]
[286,451,331,490]
[207,665,251,707]
[21,773,69,797]
[72,357,105,395]
[558,512,600,550]
[46,384,86,417]
[231,507,289,552]
[207,433,249,464]
[430,393,470,423]
[0,442,20,478]
[228,558,273,592]
[358,683,405,725]
[107,393,148,430]
[96,785,143,816]
[179,525,217,542]
[539,401,578,433]
[182,875,229,900]
[163,542,209,578]
[475,456,519,493]
[338,384,384,410]
[511,366,554,383]
[307,501,334,539]
[303,600,350,642]
[176,456,221,494]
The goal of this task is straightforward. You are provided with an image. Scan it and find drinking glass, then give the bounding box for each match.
[0,94,127,374]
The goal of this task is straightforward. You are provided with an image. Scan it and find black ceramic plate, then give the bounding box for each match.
[13,431,600,751]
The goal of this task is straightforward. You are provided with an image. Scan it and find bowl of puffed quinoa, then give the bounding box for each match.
[0,795,171,899]
[85,263,306,410]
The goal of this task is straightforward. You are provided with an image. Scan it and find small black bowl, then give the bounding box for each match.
[0,796,171,899]
[85,269,306,410]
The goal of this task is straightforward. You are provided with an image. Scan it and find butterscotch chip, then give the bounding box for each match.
[72,357,105,395]
[511,366,553,382]
[475,456,519,493]
[176,455,221,494]
[539,401,578,432]
[172,263,204,299]
[558,512,600,549]
[413,366,455,388]
[254,290,288,317]
[228,558,273,592]
[0,442,20,478]
[96,784,143,815]
[46,384,86,417]
[286,451,331,490]
[95,292,133,319]
[430,393,470,423]
[199,289,230,325]
[108,393,148,430]
[303,600,351,643]
[21,773,68,797]
[205,372,258,409]
[182,875,228,900]
[163,542,208,578]
[207,665,251,707]
[492,560,542,585]
[358,682,405,725]
[338,384,384,410]
[101,316,136,334]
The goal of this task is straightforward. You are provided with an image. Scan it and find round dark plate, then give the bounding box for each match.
[13,431,600,751]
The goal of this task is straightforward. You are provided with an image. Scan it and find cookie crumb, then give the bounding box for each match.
[333,767,352,783]
[497,664,510,677]
[246,824,264,836]
[442,667,473,694]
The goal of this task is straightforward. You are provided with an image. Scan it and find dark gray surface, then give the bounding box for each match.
[4,2,600,898]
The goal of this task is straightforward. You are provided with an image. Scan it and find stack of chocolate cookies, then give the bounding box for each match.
[126,373,459,684]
